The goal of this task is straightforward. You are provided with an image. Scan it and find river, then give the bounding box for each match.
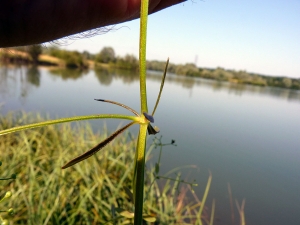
[1,66,300,225]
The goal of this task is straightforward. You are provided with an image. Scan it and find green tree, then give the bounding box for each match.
[115,54,139,70]
[213,67,233,81]
[282,77,292,88]
[82,50,95,60]
[95,47,115,63]
[175,63,199,76]
[251,75,267,86]
[47,48,88,69]
[63,51,85,68]
[27,44,42,65]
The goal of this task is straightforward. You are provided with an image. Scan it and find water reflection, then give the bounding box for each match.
[0,66,41,99]
[147,71,196,89]
[1,66,300,103]
[203,78,300,102]
[94,67,140,85]
[0,67,12,97]
[94,68,113,85]
[48,68,89,80]
[26,66,40,87]
[94,68,139,85]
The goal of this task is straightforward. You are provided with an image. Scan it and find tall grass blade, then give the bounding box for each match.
[236,199,246,225]
[197,172,212,225]
[227,183,235,225]
[209,199,215,225]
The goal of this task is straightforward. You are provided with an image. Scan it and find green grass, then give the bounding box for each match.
[0,112,214,225]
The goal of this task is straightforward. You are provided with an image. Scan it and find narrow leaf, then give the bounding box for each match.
[94,99,139,116]
[0,114,138,136]
[62,121,136,169]
[197,171,212,222]
[111,204,116,221]
[155,163,159,174]
[111,204,117,225]
[151,58,169,116]
[209,199,216,225]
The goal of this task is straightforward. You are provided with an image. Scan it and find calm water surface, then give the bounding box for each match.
[1,66,300,225]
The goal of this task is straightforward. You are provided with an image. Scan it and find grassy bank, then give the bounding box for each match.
[0,112,215,224]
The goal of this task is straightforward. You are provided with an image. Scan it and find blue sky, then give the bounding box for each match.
[62,0,300,78]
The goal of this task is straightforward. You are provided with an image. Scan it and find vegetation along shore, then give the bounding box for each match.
[1,45,299,90]
[0,112,227,224]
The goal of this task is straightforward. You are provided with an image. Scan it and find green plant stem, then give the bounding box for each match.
[139,0,149,113]
[209,199,215,225]
[133,0,150,224]
[134,124,148,225]
[0,114,139,136]
[134,124,147,225]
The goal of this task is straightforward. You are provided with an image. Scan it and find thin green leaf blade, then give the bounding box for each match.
[95,99,139,116]
[0,114,139,136]
[197,171,212,224]
[151,58,169,116]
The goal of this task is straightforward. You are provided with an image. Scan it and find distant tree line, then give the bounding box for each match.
[96,50,300,90]
[94,47,138,70]
[147,60,300,90]
[1,45,299,90]
[45,47,88,69]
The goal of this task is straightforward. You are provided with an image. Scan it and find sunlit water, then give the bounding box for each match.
[1,66,300,225]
